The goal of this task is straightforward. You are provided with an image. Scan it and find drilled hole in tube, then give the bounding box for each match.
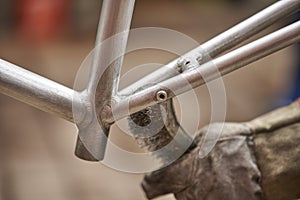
[156,91,168,102]
[159,94,166,99]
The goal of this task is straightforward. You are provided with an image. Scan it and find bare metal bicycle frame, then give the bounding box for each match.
[1,0,300,161]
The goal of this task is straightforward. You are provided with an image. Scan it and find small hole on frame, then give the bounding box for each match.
[156,90,168,102]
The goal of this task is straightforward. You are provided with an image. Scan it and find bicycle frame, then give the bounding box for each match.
[0,0,300,161]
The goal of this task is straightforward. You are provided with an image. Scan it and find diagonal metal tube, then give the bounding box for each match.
[200,0,300,57]
[0,59,76,122]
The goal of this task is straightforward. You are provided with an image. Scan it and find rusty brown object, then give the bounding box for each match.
[137,101,300,199]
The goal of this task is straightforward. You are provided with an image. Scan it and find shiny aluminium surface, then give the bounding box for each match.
[74,0,136,160]
[0,59,75,122]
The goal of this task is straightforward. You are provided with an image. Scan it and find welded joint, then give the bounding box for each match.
[100,97,120,126]
[73,91,93,126]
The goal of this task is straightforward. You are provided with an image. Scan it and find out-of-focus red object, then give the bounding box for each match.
[297,98,300,103]
[16,0,69,42]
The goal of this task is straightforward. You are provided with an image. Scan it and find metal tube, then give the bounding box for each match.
[201,0,300,57]
[87,0,135,97]
[0,59,75,122]
[75,0,135,161]
[119,0,300,96]
[107,20,300,123]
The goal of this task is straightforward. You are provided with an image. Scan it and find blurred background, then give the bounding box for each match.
[0,0,298,199]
